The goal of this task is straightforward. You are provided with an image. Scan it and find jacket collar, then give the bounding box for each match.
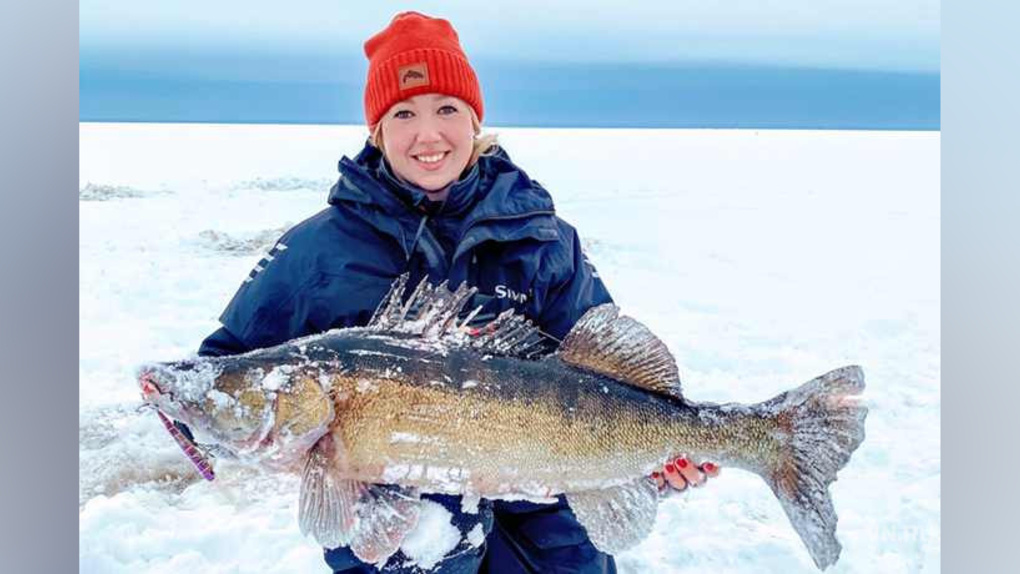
[371,147,484,217]
[330,141,555,226]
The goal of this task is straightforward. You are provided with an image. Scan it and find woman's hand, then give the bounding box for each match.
[650,455,720,494]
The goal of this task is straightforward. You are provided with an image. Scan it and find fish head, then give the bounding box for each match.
[137,358,272,452]
[138,356,335,463]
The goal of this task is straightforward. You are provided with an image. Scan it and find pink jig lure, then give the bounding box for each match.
[157,410,215,481]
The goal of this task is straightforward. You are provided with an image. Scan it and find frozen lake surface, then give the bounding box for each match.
[80,123,940,573]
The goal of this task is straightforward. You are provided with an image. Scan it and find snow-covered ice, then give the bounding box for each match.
[80,123,940,573]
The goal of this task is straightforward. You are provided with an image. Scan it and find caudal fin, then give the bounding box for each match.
[756,365,867,570]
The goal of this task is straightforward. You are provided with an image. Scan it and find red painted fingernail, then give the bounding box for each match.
[664,463,676,473]
[703,462,716,472]
[651,471,661,478]
[677,458,689,469]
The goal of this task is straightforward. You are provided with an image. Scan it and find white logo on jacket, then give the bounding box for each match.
[494,284,529,304]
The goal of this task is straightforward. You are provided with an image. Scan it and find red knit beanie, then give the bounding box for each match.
[363,12,484,128]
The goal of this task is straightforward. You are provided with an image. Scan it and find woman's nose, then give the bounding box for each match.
[415,115,443,143]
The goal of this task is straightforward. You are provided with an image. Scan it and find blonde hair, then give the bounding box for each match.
[370,107,499,169]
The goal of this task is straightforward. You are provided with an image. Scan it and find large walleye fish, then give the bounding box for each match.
[138,275,867,570]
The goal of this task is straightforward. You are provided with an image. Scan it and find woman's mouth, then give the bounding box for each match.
[412,151,449,170]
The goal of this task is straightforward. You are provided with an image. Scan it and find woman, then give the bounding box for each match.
[196,12,717,573]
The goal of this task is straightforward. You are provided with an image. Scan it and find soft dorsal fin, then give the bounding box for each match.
[366,274,550,359]
[558,304,683,397]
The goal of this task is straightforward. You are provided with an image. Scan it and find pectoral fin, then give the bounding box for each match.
[299,435,421,565]
[567,477,660,554]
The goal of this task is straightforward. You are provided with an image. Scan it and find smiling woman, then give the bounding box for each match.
[370,98,500,195]
[363,13,498,198]
[372,94,478,196]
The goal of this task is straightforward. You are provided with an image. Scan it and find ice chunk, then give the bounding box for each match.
[262,365,294,391]
[399,500,461,570]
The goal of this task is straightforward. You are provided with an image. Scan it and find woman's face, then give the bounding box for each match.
[378,93,475,193]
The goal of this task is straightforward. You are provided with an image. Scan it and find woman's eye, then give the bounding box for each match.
[393,110,414,119]
[438,105,458,115]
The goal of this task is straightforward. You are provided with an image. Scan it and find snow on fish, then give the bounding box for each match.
[137,274,868,570]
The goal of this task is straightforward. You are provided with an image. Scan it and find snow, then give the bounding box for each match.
[466,524,486,548]
[205,389,233,410]
[80,122,939,572]
[261,366,293,391]
[397,501,463,570]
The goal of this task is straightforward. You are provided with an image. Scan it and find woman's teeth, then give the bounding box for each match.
[415,152,446,164]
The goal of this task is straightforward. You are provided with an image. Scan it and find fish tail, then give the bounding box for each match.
[753,365,868,570]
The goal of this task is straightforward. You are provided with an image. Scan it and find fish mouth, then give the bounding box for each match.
[155,409,215,481]
[139,370,163,402]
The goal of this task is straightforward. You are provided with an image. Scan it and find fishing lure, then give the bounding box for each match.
[156,409,215,481]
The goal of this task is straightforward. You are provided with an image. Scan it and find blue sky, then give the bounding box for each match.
[79,1,940,128]
[81,0,939,71]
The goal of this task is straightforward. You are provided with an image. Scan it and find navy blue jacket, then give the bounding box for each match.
[199,142,615,573]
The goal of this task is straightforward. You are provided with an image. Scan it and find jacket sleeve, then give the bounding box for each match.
[196,217,395,356]
[197,326,250,357]
[536,220,614,341]
[195,261,321,357]
[197,270,384,357]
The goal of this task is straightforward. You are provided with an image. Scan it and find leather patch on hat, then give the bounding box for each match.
[397,62,430,90]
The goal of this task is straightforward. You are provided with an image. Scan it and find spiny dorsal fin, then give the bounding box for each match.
[367,274,549,359]
[366,273,410,328]
[558,304,683,397]
[368,275,477,336]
